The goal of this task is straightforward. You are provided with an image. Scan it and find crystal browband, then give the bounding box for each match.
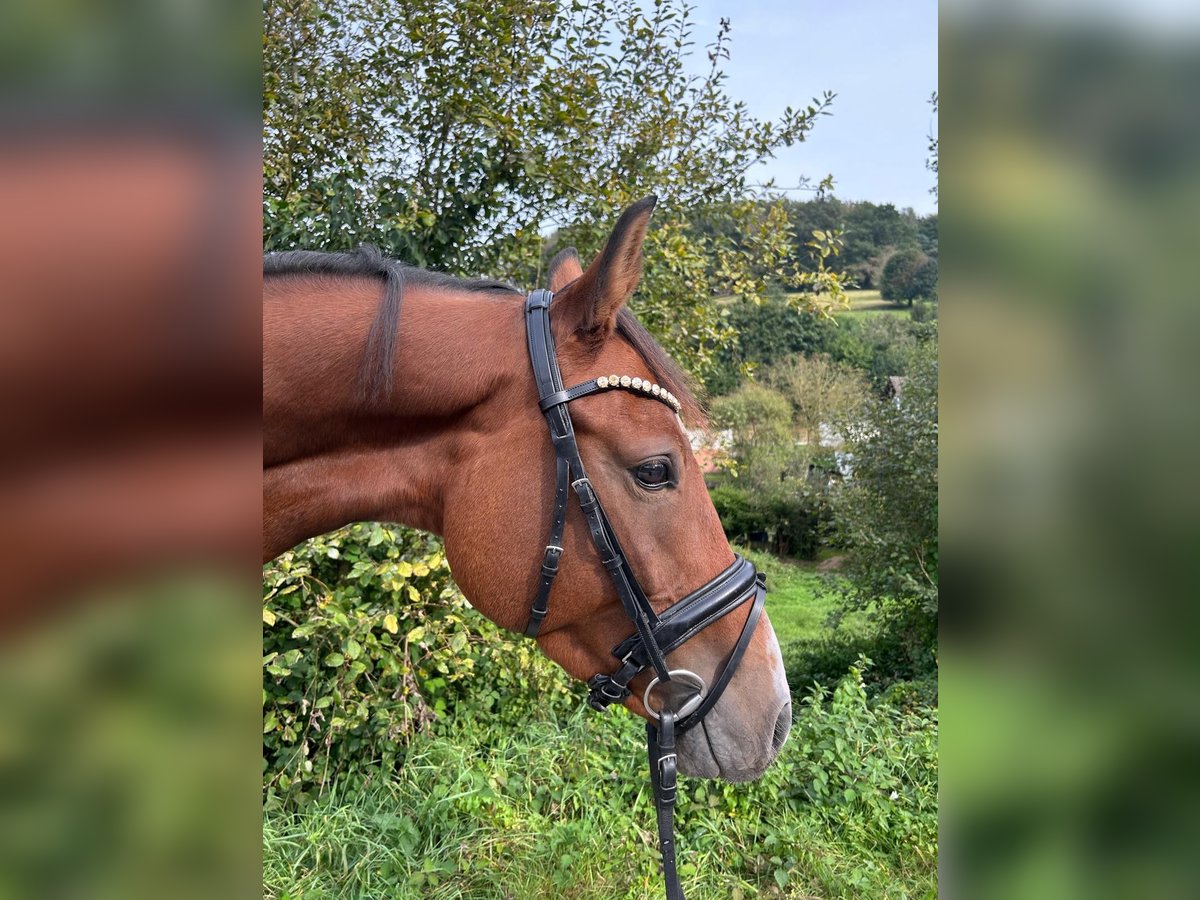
[593,375,681,413]
[535,374,683,416]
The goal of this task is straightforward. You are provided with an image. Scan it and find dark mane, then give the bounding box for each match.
[264,246,518,403]
[615,308,704,426]
[263,246,702,422]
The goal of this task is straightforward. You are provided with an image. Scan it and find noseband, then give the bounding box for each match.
[522,289,766,900]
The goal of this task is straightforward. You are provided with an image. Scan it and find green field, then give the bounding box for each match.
[846,289,903,314]
[784,288,908,317]
[735,546,868,648]
[264,704,937,900]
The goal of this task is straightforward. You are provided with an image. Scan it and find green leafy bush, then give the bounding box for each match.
[833,338,938,655]
[710,484,831,559]
[784,660,938,865]
[708,484,759,540]
[783,628,937,704]
[911,297,938,322]
[263,524,575,801]
[263,661,938,899]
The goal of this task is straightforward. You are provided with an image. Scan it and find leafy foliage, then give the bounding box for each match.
[927,91,938,197]
[710,485,831,559]
[787,660,938,864]
[263,662,937,899]
[782,197,935,290]
[833,338,939,654]
[707,358,866,560]
[709,383,795,489]
[707,293,936,396]
[263,524,575,800]
[782,629,936,706]
[705,287,831,394]
[263,0,844,379]
[262,527,937,896]
[829,315,937,390]
[264,0,830,265]
[766,353,869,449]
[881,246,937,305]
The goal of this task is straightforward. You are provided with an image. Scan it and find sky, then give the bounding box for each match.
[687,0,938,214]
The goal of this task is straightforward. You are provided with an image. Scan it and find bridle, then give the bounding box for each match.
[522,289,767,900]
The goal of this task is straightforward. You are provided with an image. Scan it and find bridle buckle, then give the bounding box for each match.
[657,752,677,777]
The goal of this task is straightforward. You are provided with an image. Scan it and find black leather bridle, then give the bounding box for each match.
[522,289,767,900]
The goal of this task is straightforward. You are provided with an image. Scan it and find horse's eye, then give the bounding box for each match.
[633,458,673,490]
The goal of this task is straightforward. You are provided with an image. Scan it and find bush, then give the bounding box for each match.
[264,661,938,898]
[708,383,795,489]
[811,313,932,392]
[705,296,834,395]
[263,524,576,801]
[784,660,938,863]
[782,628,937,704]
[911,298,938,322]
[768,490,831,559]
[708,484,757,540]
[709,484,831,559]
[832,339,938,656]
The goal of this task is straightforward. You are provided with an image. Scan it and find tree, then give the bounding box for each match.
[841,202,919,269]
[881,247,936,305]
[766,354,868,450]
[917,213,938,258]
[705,294,834,395]
[833,338,938,658]
[263,0,842,380]
[909,256,939,303]
[927,91,938,197]
[709,384,795,490]
[781,198,926,289]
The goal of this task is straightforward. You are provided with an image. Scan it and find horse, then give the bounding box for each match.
[263,197,790,791]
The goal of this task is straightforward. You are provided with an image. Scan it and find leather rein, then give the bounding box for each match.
[522,289,767,900]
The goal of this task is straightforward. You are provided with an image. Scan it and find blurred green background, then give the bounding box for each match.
[941,5,1200,898]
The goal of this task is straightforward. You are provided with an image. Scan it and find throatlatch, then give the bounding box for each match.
[521,289,767,900]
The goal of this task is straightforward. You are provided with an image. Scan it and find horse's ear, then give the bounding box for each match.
[552,196,656,342]
[547,247,583,292]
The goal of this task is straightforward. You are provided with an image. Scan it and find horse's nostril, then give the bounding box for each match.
[772,701,792,753]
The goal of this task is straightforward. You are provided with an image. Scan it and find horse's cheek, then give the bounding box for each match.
[440,463,535,633]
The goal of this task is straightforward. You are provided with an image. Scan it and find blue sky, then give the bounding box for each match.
[687,0,938,214]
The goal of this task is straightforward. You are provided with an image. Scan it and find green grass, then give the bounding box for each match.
[735,546,868,647]
[264,698,936,900]
[844,289,908,315]
[785,289,908,317]
[263,554,937,900]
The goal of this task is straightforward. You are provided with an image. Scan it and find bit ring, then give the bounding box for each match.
[642,669,707,720]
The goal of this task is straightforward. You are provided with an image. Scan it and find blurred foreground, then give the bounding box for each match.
[942,4,1200,897]
[0,0,260,896]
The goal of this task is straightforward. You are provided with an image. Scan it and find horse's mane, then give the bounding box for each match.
[612,309,703,425]
[263,246,701,422]
[265,246,517,403]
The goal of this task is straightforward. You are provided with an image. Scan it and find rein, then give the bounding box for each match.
[522,289,767,900]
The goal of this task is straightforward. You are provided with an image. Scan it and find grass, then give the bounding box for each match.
[735,545,869,648]
[785,289,908,317]
[264,700,936,900]
[843,289,909,316]
[263,554,937,899]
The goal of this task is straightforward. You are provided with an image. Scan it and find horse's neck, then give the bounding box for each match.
[263,278,523,560]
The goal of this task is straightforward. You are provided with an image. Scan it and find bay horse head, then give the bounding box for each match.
[263,197,791,782]
[439,198,790,780]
